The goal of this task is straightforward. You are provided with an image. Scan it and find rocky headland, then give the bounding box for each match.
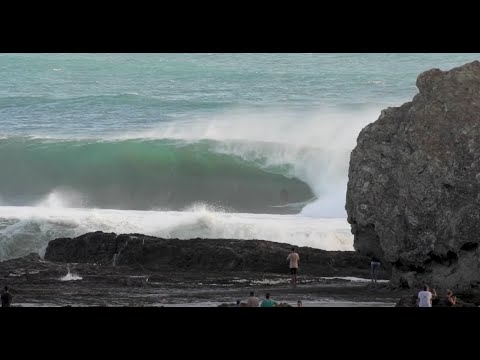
[347,60,480,297]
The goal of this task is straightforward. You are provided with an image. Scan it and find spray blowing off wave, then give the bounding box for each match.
[0,107,378,216]
[0,206,353,261]
[114,107,380,217]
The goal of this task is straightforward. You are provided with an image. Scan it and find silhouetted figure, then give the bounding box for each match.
[430,288,438,306]
[297,300,303,307]
[286,247,300,287]
[370,257,381,283]
[1,286,12,307]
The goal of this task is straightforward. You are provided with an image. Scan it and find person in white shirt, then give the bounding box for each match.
[286,247,300,287]
[417,285,433,307]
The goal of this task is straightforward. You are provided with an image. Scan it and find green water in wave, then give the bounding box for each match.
[0,137,313,213]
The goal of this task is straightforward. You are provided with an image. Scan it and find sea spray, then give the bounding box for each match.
[0,206,354,261]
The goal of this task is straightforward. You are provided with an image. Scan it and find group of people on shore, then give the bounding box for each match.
[2,247,459,308]
[417,285,456,307]
[236,291,303,307]
[233,247,302,307]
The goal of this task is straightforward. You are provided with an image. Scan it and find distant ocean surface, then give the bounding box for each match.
[0,53,478,260]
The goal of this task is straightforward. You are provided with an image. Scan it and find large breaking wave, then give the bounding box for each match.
[0,137,314,213]
[0,107,377,214]
[0,107,378,259]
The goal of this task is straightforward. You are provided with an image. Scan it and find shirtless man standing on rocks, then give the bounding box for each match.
[286,247,300,287]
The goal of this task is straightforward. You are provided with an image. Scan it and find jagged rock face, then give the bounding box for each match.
[44,231,371,275]
[346,60,480,290]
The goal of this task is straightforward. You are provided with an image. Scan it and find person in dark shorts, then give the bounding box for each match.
[370,257,381,283]
[1,286,12,307]
[286,247,300,287]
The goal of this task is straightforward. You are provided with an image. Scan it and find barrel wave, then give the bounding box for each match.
[0,136,314,213]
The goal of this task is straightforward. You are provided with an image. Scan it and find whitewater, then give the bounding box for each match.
[1,53,479,260]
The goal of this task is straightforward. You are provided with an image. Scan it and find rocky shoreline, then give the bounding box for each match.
[2,231,479,307]
[0,231,406,307]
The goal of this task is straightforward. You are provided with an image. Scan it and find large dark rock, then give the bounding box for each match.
[395,292,478,307]
[346,60,480,291]
[45,231,371,275]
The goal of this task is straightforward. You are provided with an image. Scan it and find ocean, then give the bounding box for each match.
[0,53,478,260]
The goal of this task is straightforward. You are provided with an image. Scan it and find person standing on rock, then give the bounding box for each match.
[246,291,260,307]
[370,256,381,284]
[1,286,12,307]
[416,285,433,307]
[286,247,300,287]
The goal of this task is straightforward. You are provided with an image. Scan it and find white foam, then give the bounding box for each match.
[320,276,389,283]
[0,205,353,260]
[34,188,86,209]
[60,269,83,281]
[251,278,290,285]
